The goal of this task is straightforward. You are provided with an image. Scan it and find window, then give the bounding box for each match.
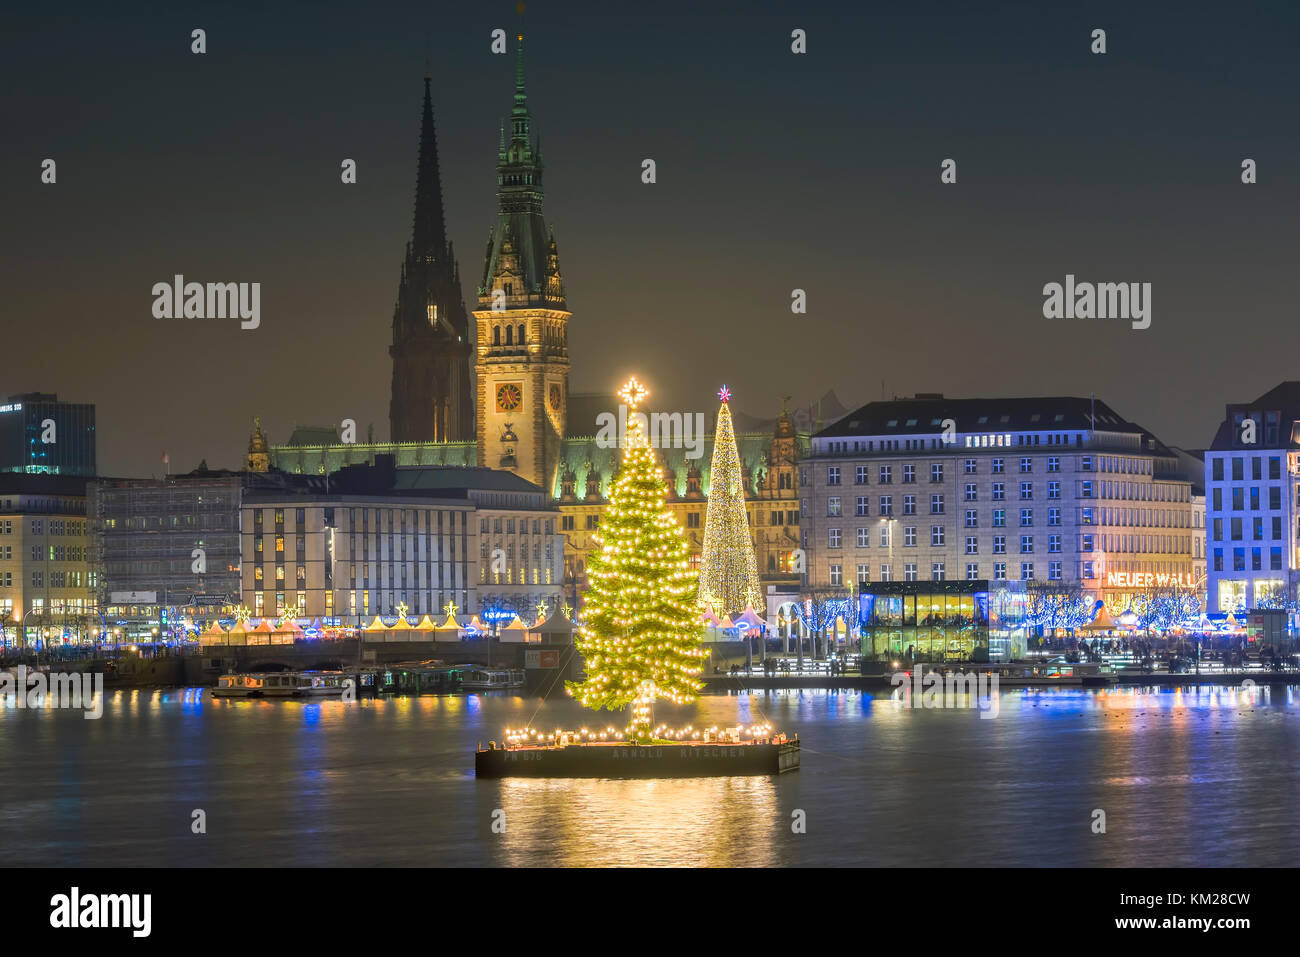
[855,496,869,516]
[1212,458,1224,481]
[828,528,841,548]
[930,494,944,514]
[879,465,892,484]
[1049,534,1061,553]
[1020,457,1032,472]
[964,458,977,474]
[903,526,917,547]
[855,466,869,484]
[930,463,944,483]
[1081,456,1094,472]
[686,512,700,528]
[1020,535,1033,553]
[965,509,978,528]
[1020,481,1033,500]
[931,526,945,547]
[1047,481,1060,500]
[993,535,1006,554]
[827,467,841,486]
[991,458,1004,473]
[992,509,1006,527]
[964,483,977,501]
[879,495,893,517]
[904,563,917,582]
[903,465,916,484]
[903,495,916,516]
[1047,456,1060,473]
[827,496,841,517]
[1020,562,1035,580]
[857,563,870,585]
[829,564,842,586]
[1048,507,1061,526]
[880,525,892,548]
[966,562,979,580]
[931,562,945,581]
[1049,561,1062,580]
[994,562,1007,580]
[1020,508,1033,526]
[965,536,978,554]
[856,527,870,547]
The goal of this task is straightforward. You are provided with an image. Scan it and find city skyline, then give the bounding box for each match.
[6,1,1300,479]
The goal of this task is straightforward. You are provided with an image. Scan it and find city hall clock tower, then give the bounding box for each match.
[474,34,570,493]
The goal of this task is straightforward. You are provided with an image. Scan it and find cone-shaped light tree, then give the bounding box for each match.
[566,378,707,738]
[698,385,763,617]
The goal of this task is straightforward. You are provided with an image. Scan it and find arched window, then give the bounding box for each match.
[505,326,513,345]
[492,326,500,346]
[517,323,526,344]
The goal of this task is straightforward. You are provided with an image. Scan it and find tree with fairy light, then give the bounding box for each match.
[566,377,708,739]
[698,385,763,617]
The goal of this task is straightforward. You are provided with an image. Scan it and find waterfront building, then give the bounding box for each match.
[239,457,564,624]
[0,474,95,646]
[1204,382,1300,615]
[89,466,246,641]
[858,579,1028,662]
[802,394,1202,618]
[0,392,96,476]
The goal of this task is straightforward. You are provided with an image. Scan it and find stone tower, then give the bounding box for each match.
[473,34,570,492]
[247,418,270,472]
[389,74,474,443]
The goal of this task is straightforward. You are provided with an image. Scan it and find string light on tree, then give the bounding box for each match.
[565,377,707,739]
[698,384,763,617]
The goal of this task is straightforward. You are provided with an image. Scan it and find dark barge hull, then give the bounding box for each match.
[475,740,800,778]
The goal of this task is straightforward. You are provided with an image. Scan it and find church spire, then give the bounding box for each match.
[510,33,531,147]
[412,75,448,260]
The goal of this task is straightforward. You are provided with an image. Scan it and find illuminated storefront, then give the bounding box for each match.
[858,580,1028,662]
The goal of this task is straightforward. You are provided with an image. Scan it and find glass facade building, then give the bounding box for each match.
[858,579,1028,662]
[0,393,96,477]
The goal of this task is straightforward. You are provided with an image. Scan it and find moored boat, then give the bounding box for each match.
[459,667,525,691]
[212,671,357,699]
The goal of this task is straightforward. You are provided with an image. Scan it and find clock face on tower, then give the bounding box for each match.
[549,383,563,412]
[495,383,523,412]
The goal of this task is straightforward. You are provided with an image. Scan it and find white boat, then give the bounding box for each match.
[212,671,354,699]
[459,667,525,691]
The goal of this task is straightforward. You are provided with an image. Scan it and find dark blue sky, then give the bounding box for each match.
[4,1,1299,475]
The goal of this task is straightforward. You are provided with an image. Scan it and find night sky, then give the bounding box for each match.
[5,0,1299,477]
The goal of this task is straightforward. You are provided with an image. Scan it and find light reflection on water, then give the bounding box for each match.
[2,685,1298,866]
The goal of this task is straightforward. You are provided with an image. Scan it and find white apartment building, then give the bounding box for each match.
[801,394,1202,611]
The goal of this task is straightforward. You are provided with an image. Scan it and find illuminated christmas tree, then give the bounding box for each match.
[698,385,763,617]
[566,377,707,738]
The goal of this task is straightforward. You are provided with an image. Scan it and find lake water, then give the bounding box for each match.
[3,684,1297,867]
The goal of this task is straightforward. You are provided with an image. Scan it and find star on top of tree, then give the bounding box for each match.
[618,376,649,409]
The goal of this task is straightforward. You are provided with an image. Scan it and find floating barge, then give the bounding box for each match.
[475,735,800,778]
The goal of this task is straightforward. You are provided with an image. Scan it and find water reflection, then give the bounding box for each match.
[3,685,1300,866]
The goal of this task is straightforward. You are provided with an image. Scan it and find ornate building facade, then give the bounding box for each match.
[389,75,474,444]
[472,35,570,491]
